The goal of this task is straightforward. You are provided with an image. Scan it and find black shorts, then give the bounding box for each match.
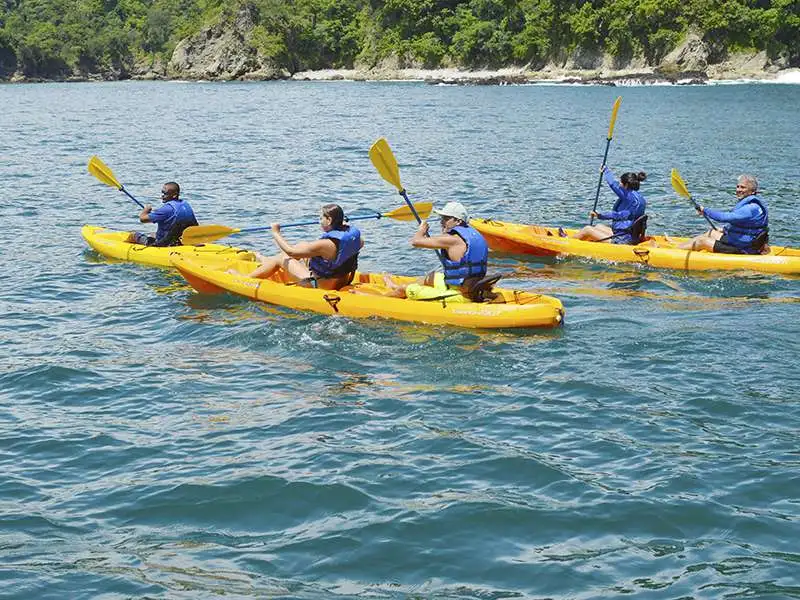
[713,235,749,255]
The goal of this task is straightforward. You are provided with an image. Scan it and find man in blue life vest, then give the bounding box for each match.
[381,201,490,301]
[673,174,769,254]
[243,203,363,290]
[127,182,198,247]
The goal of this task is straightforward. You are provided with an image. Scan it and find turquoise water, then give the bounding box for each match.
[1,81,799,599]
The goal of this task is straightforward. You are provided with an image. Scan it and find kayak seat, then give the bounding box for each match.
[597,214,648,244]
[629,215,648,244]
[462,273,502,303]
[751,229,769,253]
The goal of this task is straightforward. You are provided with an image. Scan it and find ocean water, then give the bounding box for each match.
[1,80,799,599]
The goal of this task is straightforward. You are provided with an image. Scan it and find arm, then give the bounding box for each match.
[271,224,336,259]
[409,222,461,251]
[598,192,642,221]
[703,204,762,223]
[604,167,626,200]
[138,204,153,223]
[141,203,174,224]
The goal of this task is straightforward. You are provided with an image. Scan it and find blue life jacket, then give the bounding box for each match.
[723,195,768,249]
[438,224,488,286]
[309,225,361,278]
[154,199,198,247]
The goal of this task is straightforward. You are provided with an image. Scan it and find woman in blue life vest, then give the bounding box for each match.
[379,201,489,301]
[572,167,648,244]
[672,174,769,254]
[127,182,198,246]
[245,203,363,290]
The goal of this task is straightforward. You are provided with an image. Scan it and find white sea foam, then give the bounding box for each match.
[774,69,800,84]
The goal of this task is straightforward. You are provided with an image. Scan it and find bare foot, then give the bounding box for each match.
[382,274,405,292]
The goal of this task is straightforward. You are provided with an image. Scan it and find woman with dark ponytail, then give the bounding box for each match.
[243,203,364,290]
[572,167,648,244]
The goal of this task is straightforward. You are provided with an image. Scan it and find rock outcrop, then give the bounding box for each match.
[165,5,284,80]
[659,32,709,73]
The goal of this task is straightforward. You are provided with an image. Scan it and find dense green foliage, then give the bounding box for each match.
[0,0,797,79]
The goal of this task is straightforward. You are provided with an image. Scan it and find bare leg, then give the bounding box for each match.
[239,251,312,280]
[572,224,614,242]
[676,229,722,251]
[244,254,282,278]
[381,274,410,298]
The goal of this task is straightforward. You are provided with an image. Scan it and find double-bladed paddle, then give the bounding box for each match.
[670,169,717,231]
[369,137,424,225]
[87,156,145,208]
[180,202,433,245]
[590,96,622,225]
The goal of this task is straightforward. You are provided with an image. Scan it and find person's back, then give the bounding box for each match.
[439,222,488,286]
[308,223,362,287]
[128,182,198,247]
[151,196,198,246]
[573,168,647,244]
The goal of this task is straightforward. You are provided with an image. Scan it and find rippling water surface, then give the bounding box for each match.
[1,81,799,599]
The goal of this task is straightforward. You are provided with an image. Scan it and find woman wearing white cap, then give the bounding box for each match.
[381,201,489,301]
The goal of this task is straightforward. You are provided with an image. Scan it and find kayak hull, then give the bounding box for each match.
[81,225,256,268]
[471,219,800,275]
[171,255,565,329]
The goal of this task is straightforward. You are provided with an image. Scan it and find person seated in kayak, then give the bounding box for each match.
[126,182,198,247]
[669,174,769,254]
[570,167,648,244]
[379,201,489,301]
[244,203,363,290]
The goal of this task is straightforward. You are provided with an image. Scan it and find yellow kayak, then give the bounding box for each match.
[472,218,800,275]
[81,225,256,268]
[171,254,565,329]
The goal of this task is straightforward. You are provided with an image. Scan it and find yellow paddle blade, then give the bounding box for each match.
[87,155,122,190]
[670,168,691,199]
[384,201,433,221]
[607,96,622,140]
[369,137,403,191]
[180,224,241,245]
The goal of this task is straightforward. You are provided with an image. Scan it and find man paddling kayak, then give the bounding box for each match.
[669,174,769,254]
[571,167,648,244]
[375,201,490,302]
[126,182,198,247]
[242,203,364,290]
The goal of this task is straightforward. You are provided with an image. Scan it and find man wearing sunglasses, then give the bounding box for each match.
[379,201,489,301]
[127,182,198,247]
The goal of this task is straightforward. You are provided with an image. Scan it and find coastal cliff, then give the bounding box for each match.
[1,1,797,84]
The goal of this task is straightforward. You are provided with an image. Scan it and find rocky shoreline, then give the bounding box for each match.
[7,65,800,86]
[4,11,799,86]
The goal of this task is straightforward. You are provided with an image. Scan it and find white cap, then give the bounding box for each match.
[432,201,468,222]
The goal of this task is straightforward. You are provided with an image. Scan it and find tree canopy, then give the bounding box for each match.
[0,0,797,79]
